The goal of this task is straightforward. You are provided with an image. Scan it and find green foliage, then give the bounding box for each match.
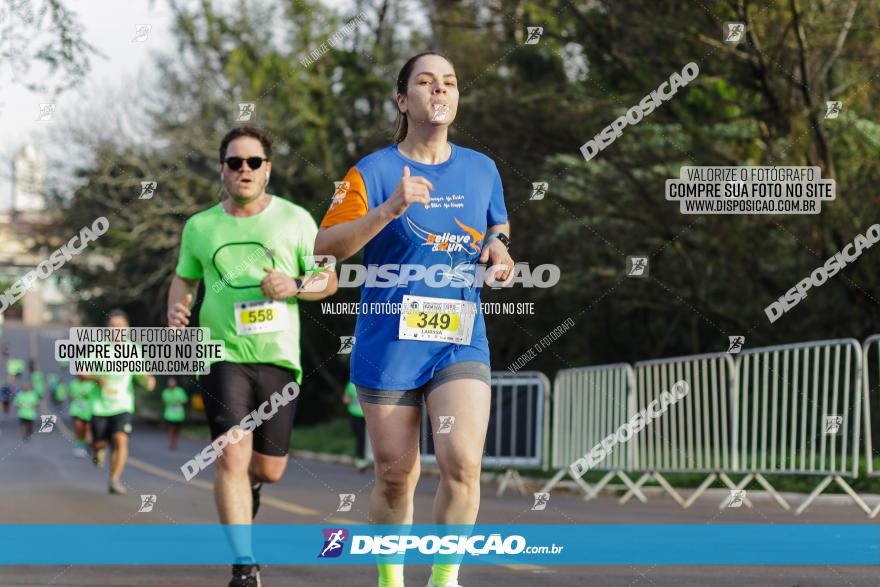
[45,0,880,420]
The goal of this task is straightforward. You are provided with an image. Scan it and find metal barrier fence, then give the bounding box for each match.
[540,363,643,501]
[862,335,880,517]
[620,352,738,508]
[361,335,880,516]
[551,340,869,515]
[733,339,866,515]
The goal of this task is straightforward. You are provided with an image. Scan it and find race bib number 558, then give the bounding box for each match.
[234,300,290,335]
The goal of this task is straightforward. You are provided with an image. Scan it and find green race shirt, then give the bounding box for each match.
[344,381,363,418]
[87,344,148,417]
[91,372,146,417]
[69,379,94,420]
[175,196,320,383]
[14,390,39,421]
[84,342,148,417]
[6,358,25,376]
[53,381,68,402]
[161,386,188,422]
[31,372,45,397]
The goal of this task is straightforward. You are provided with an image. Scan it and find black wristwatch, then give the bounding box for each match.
[487,232,511,249]
[293,278,303,297]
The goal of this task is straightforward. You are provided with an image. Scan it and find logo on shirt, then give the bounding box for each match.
[330,181,349,209]
[406,217,485,285]
[406,217,483,257]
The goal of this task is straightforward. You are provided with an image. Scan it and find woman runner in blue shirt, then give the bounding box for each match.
[316,52,514,587]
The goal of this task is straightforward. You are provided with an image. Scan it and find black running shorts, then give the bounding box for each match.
[91,412,133,442]
[199,362,300,457]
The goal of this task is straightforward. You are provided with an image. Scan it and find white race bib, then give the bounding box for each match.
[398,295,476,345]
[102,385,124,400]
[234,300,290,336]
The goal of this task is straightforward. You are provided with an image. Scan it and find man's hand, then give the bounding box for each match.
[261,268,299,300]
[480,237,515,285]
[168,293,193,329]
[379,165,433,220]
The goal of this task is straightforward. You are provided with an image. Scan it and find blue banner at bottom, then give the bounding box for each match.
[2,524,879,565]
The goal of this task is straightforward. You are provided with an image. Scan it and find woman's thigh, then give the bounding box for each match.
[425,378,491,473]
[361,401,422,475]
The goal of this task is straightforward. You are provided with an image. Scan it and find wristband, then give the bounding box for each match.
[293,278,303,297]
[486,232,511,249]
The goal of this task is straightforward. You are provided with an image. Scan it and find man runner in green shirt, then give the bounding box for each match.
[29,362,45,402]
[167,126,337,587]
[49,373,67,407]
[13,386,39,441]
[6,355,25,378]
[83,310,156,494]
[69,375,94,458]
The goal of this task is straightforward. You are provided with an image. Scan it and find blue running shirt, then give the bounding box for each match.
[320,144,508,390]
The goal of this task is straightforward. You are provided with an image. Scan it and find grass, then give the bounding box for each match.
[183,418,357,456]
[292,418,357,456]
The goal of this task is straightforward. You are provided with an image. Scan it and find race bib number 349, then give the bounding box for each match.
[234,300,290,335]
[398,295,475,345]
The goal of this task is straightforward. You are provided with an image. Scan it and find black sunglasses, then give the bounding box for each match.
[224,156,268,171]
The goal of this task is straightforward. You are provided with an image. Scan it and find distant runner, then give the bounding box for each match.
[82,310,156,494]
[161,377,187,450]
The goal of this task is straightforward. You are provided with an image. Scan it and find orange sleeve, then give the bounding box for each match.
[320,167,368,228]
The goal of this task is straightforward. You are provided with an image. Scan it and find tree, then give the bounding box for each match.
[0,0,98,93]
[46,0,880,417]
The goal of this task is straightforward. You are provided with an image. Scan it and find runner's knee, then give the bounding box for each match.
[375,463,418,500]
[437,455,481,486]
[216,440,251,474]
[250,458,286,483]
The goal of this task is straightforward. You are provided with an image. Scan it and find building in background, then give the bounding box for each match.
[0,143,78,325]
[13,144,47,212]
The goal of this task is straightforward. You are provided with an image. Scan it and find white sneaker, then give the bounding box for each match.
[73,446,88,458]
[109,478,128,495]
[425,579,461,587]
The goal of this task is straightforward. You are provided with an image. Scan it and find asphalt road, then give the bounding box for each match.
[1,404,878,587]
